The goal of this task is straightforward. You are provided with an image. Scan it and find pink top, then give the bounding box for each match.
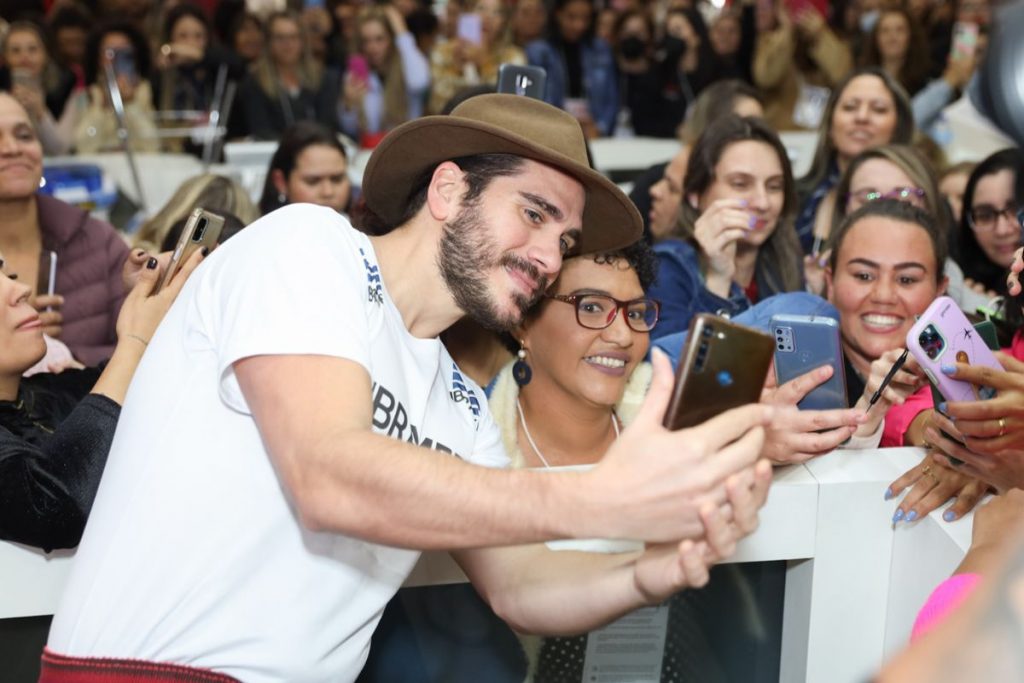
[882,331,1024,447]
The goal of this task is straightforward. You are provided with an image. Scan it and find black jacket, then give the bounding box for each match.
[0,367,119,552]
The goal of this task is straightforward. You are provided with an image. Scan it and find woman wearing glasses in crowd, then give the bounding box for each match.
[955,149,1024,301]
[238,10,340,140]
[808,144,989,314]
[795,67,914,255]
[648,114,804,340]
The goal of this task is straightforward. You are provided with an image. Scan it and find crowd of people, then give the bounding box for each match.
[3,0,1024,680]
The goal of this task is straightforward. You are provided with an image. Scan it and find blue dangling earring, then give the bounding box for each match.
[513,342,532,387]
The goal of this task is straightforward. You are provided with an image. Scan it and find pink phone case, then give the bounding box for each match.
[906,296,1002,403]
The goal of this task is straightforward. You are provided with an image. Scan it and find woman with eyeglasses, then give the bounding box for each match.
[956,148,1024,301]
[807,144,990,314]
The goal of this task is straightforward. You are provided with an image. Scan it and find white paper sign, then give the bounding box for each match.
[581,604,670,682]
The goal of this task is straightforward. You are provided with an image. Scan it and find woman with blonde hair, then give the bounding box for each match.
[428,0,524,114]
[237,10,340,140]
[339,5,429,148]
[132,174,258,253]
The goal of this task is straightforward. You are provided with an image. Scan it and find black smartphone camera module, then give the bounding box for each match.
[192,217,208,242]
[695,340,709,371]
[918,324,945,360]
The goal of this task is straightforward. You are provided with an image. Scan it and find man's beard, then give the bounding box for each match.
[438,203,548,331]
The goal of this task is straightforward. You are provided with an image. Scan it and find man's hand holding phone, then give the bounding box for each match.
[579,349,774,545]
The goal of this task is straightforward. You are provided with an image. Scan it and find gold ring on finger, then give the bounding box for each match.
[921,465,932,477]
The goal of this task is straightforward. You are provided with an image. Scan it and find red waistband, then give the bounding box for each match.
[40,648,241,683]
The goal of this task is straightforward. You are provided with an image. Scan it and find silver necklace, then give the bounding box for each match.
[516,398,620,469]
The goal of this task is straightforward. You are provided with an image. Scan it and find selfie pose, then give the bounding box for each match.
[43,95,772,681]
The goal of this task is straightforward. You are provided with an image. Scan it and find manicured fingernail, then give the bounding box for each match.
[938,401,947,414]
[892,508,905,523]
[201,247,210,257]
[748,214,757,229]
[146,257,158,269]
[739,199,748,207]
[906,510,918,522]
[884,487,894,500]
[941,364,956,375]
[943,510,957,522]
[818,256,828,267]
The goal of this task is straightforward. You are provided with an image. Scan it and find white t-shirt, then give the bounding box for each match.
[47,205,507,682]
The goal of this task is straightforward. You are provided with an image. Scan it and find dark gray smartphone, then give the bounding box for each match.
[772,314,848,410]
[496,64,546,99]
[662,314,774,430]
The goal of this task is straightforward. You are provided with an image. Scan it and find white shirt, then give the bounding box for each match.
[48,204,506,682]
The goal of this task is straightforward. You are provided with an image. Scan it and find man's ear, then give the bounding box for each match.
[271,169,288,196]
[426,161,464,222]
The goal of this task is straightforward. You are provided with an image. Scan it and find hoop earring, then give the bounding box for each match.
[512,341,532,387]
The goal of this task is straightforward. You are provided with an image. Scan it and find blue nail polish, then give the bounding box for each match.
[938,401,947,414]
[747,215,757,229]
[941,364,956,375]
[884,488,894,500]
[906,510,918,522]
[943,510,956,522]
[892,509,905,523]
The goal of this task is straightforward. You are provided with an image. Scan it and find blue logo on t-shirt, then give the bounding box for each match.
[360,248,383,305]
[450,366,481,424]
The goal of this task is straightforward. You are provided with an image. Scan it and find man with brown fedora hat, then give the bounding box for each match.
[43,94,773,681]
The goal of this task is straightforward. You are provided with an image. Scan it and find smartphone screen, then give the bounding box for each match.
[109,47,138,84]
[457,13,483,45]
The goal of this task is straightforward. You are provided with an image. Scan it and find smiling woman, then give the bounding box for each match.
[0,92,130,365]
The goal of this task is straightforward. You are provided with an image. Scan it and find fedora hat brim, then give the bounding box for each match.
[362,103,642,255]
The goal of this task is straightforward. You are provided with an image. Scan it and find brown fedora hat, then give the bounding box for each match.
[361,94,642,254]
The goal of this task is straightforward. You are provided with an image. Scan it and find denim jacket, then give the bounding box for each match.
[525,38,618,136]
[649,238,751,341]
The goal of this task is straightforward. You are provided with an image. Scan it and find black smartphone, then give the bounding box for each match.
[663,314,775,430]
[496,64,546,99]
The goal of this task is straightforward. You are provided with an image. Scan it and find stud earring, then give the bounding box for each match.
[277,192,287,204]
[513,341,532,387]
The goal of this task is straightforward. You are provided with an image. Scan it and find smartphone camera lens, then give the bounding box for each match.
[193,218,208,242]
[702,325,713,338]
[918,325,945,360]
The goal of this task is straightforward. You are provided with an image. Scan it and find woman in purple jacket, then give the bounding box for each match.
[0,92,129,365]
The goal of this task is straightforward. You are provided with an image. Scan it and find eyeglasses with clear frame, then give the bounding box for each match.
[846,186,927,209]
[547,293,661,333]
[967,203,1022,232]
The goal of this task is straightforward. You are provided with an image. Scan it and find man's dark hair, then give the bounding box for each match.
[398,153,527,226]
[830,199,947,282]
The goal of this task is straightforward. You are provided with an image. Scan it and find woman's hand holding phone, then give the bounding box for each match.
[759,364,865,464]
[693,198,751,297]
[115,248,204,347]
[29,294,64,338]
